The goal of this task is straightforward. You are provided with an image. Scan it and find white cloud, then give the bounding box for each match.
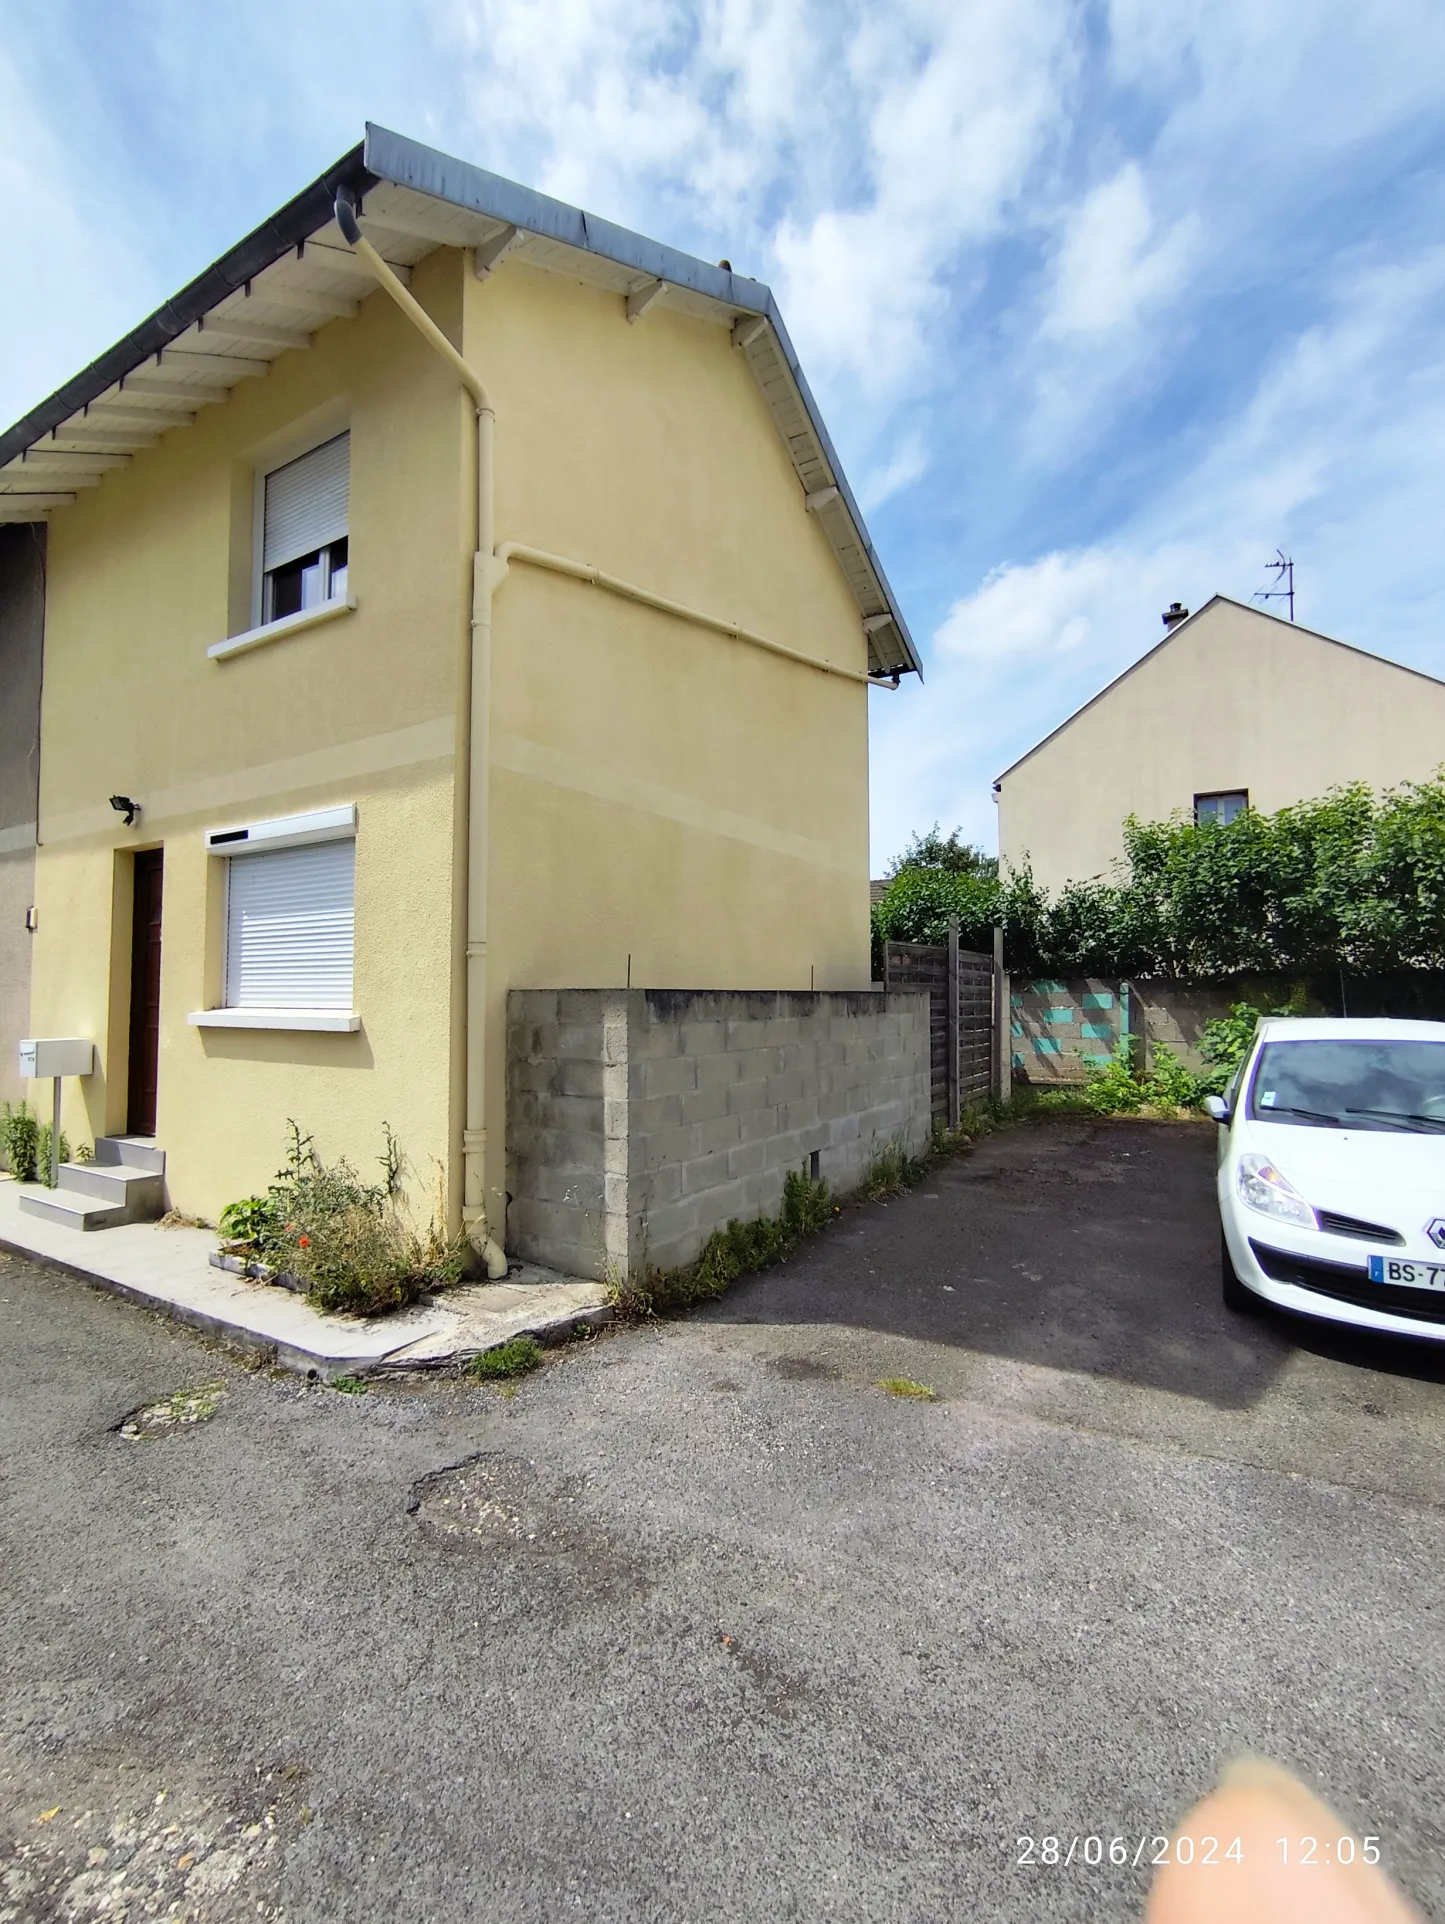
[870,239,1445,867]
[771,0,1078,389]
[856,431,929,513]
[1044,163,1197,337]
[4,0,1445,892]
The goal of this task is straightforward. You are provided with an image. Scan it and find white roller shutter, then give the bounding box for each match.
[225,838,355,1009]
[263,432,349,572]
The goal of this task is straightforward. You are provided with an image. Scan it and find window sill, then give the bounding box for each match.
[208,595,356,662]
[187,1008,361,1033]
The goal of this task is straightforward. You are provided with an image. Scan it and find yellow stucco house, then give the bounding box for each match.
[0,125,919,1267]
[996,595,1445,897]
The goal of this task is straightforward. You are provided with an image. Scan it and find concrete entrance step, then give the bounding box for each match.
[94,1136,166,1175]
[17,1136,167,1232]
[18,1189,129,1232]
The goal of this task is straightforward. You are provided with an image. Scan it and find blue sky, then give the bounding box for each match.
[5,0,1444,870]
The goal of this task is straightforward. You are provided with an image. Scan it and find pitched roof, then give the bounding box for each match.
[993,593,1445,784]
[0,124,919,680]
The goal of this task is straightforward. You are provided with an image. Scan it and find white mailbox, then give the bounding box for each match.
[19,1037,94,1079]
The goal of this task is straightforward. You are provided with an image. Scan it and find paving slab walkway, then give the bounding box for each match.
[0,1175,608,1376]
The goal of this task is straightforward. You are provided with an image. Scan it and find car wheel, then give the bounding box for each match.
[1221,1231,1253,1312]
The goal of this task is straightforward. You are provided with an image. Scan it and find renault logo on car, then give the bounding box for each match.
[1427,1220,1445,1250]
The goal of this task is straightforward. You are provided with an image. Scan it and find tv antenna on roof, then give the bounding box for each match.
[1253,549,1295,622]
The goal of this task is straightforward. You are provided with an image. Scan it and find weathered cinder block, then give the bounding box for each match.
[643,1053,700,1099]
[725,1077,771,1118]
[509,984,934,1280]
[650,1122,704,1168]
[679,1085,730,1126]
[725,1140,767,1181]
[696,1051,743,1091]
[632,1093,683,1135]
[764,1072,807,1108]
[680,1021,727,1056]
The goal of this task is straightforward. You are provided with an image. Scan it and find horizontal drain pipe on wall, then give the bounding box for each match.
[335,191,507,1279]
[493,544,902,689]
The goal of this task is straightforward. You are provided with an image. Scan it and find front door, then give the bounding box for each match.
[127,849,163,1137]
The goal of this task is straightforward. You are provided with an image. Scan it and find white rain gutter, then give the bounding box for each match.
[334,192,507,1280]
[493,544,899,688]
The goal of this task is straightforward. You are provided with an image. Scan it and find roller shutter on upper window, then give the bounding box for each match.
[262,432,349,573]
[224,838,355,1010]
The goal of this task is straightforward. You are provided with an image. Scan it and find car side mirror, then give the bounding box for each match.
[1203,1095,1231,1123]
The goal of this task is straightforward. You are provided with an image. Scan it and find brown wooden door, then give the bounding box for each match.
[127,850,164,1137]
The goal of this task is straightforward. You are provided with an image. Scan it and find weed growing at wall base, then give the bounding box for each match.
[218,1122,466,1318]
[468,1335,544,1380]
[610,1165,836,1317]
[611,1102,1085,1319]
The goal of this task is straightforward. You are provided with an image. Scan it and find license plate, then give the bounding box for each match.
[1368,1255,1445,1290]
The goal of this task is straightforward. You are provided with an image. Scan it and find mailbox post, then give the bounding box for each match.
[17,1038,94,1186]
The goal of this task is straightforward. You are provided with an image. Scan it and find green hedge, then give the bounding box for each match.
[873,775,1445,981]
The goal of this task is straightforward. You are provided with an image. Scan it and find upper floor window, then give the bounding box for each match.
[262,431,349,623]
[1195,789,1248,827]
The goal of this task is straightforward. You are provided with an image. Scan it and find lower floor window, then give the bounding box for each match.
[225,838,355,1009]
[1194,789,1248,826]
[265,535,349,622]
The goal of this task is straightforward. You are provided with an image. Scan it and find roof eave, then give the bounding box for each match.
[0,144,375,473]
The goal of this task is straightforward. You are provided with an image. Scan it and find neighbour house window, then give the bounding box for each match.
[261,432,349,624]
[1194,789,1248,827]
[225,837,355,1010]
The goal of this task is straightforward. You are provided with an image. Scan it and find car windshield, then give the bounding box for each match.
[1249,1038,1445,1132]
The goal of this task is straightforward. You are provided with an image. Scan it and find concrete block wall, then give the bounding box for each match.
[507,988,932,1280]
[1011,977,1243,1083]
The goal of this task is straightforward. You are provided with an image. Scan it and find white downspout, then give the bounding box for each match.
[335,193,507,1279]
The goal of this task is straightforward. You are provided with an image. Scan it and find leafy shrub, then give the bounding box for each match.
[1082,1049,1147,1115]
[218,1193,283,1250]
[34,1122,70,1187]
[0,1101,39,1182]
[286,1197,466,1317]
[1143,1045,1205,1112]
[1080,1043,1204,1115]
[220,1121,465,1316]
[1195,994,1307,1095]
[875,771,1445,979]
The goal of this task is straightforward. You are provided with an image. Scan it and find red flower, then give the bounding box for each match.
[298,1235,311,1249]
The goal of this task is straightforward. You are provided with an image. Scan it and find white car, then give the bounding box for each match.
[1209,1016,1445,1342]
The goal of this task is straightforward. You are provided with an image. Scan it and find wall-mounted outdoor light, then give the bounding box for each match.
[109,795,141,827]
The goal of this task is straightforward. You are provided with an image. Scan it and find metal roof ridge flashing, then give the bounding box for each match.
[363,122,772,311]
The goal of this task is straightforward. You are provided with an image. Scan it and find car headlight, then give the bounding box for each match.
[1236,1154,1316,1228]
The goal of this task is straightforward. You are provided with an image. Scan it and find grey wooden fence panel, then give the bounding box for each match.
[883,937,996,1122]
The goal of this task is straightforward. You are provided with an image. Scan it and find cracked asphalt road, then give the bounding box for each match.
[4,1116,1445,1921]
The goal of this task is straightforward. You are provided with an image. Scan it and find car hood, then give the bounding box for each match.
[1239,1118,1445,1217]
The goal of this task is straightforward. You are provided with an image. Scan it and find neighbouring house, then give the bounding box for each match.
[0,526,44,1110]
[994,595,1445,896]
[0,124,921,1259]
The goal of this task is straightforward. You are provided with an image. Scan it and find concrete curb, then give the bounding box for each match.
[0,1221,612,1381]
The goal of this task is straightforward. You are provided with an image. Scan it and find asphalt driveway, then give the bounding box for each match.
[3,1116,1444,1922]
